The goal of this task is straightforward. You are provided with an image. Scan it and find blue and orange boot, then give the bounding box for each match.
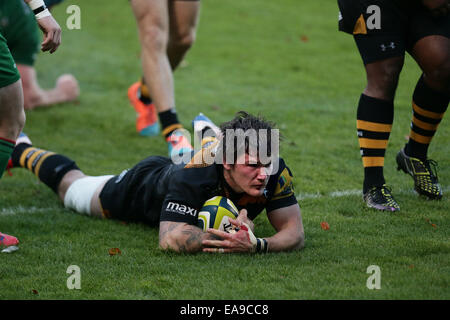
[167,129,193,158]
[128,81,160,136]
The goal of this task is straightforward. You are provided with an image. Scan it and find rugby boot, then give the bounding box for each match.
[128,82,159,136]
[167,129,193,158]
[363,184,400,212]
[396,148,442,199]
[192,113,221,148]
[0,232,19,247]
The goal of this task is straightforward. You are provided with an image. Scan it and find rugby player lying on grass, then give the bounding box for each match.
[8,112,305,253]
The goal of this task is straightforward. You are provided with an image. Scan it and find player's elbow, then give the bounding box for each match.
[159,234,180,252]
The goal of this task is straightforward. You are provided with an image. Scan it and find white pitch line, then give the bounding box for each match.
[297,185,450,201]
[1,186,449,213]
[0,206,59,216]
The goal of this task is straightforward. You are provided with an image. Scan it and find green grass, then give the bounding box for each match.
[1,0,448,300]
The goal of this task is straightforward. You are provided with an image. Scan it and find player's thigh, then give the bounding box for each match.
[411,35,450,81]
[355,33,405,99]
[0,79,23,129]
[168,0,201,43]
[407,11,450,88]
[131,0,170,34]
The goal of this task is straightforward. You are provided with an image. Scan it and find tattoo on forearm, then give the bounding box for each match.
[159,221,210,253]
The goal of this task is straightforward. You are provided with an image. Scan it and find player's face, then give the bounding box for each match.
[224,153,270,197]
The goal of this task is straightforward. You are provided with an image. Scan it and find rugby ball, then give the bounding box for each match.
[197,196,239,232]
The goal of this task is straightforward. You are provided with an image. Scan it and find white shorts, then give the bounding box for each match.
[63,175,113,215]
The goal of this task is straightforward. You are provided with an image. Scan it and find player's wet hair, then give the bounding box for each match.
[218,111,280,165]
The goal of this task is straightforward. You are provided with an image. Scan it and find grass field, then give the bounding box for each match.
[1,0,449,300]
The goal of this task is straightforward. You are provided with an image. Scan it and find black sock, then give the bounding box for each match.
[160,109,183,138]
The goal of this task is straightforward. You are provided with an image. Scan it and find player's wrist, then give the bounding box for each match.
[254,237,269,253]
[240,223,268,253]
[27,0,51,19]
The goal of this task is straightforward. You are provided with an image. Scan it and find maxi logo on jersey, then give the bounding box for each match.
[166,202,198,217]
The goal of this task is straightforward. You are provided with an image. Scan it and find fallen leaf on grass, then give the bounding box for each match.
[320,222,330,231]
[109,248,122,256]
[31,289,39,295]
[425,218,437,229]
[300,35,309,42]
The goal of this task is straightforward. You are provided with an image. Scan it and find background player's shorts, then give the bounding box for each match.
[0,0,40,66]
[0,33,21,88]
[338,0,450,64]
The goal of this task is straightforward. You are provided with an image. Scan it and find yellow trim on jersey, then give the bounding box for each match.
[353,14,367,35]
[184,140,218,169]
[272,168,294,201]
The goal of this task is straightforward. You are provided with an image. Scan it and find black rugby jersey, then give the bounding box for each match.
[99,151,298,227]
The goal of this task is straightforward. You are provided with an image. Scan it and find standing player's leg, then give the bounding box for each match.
[129,0,198,158]
[0,32,25,179]
[357,56,403,211]
[163,0,200,156]
[167,0,200,70]
[0,33,25,245]
[396,34,450,199]
[338,0,408,211]
[129,0,170,138]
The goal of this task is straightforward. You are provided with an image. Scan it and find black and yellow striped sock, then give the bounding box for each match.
[357,94,393,193]
[11,144,79,193]
[0,137,15,179]
[404,75,449,160]
[160,109,183,139]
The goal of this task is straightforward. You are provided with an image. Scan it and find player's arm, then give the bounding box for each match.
[159,221,218,253]
[24,0,61,53]
[202,204,304,253]
[265,204,304,252]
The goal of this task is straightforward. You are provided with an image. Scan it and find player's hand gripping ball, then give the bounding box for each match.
[197,196,239,233]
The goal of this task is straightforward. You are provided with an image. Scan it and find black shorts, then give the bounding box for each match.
[99,156,173,226]
[338,0,450,64]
